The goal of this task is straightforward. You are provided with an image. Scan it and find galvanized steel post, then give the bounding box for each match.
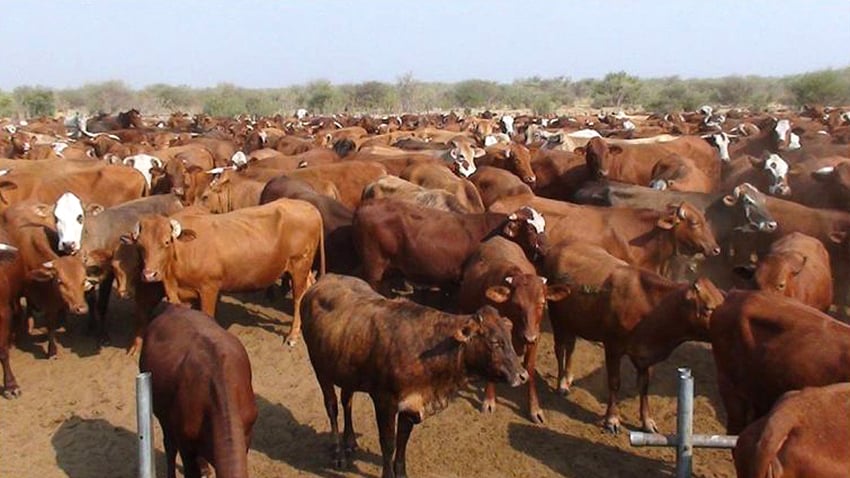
[136,372,155,478]
[676,367,694,478]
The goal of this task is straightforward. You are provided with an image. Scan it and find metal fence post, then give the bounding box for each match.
[676,367,694,478]
[137,372,155,478]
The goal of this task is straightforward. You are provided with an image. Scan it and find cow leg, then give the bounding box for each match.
[163,430,178,478]
[319,379,344,468]
[481,382,497,414]
[554,330,577,395]
[46,308,63,360]
[127,285,163,356]
[198,286,219,317]
[718,374,750,435]
[393,413,416,478]
[0,303,20,398]
[180,450,202,478]
[284,266,310,346]
[636,365,658,433]
[96,274,113,345]
[523,340,545,424]
[341,387,358,459]
[373,397,398,478]
[602,344,624,434]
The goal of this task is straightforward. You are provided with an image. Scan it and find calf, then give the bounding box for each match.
[733,383,850,478]
[140,305,257,478]
[301,274,527,478]
[709,290,850,434]
[362,175,471,213]
[399,161,485,213]
[126,200,324,345]
[544,241,724,433]
[458,237,570,423]
[734,232,832,312]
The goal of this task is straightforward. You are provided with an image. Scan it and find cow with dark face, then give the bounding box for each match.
[301,274,527,478]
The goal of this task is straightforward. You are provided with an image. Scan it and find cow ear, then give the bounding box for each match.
[453,317,481,343]
[656,214,676,230]
[186,165,204,175]
[86,203,105,216]
[485,285,511,304]
[545,283,571,302]
[573,146,586,155]
[732,263,757,281]
[177,228,197,242]
[791,254,808,275]
[28,267,56,282]
[150,166,165,176]
[0,180,18,192]
[722,194,737,206]
[33,204,51,218]
[609,145,624,155]
[473,147,486,158]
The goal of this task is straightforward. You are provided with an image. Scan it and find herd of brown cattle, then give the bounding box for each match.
[2,104,850,478]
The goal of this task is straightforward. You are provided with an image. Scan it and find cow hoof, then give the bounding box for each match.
[602,417,621,435]
[642,419,659,434]
[2,387,21,399]
[48,354,59,361]
[480,399,496,414]
[284,335,299,347]
[556,386,571,397]
[530,409,546,425]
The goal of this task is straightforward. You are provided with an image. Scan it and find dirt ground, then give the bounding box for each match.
[0,290,736,478]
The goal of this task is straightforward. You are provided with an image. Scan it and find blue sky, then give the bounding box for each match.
[1,1,848,90]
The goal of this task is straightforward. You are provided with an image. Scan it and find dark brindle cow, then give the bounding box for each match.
[301,274,527,478]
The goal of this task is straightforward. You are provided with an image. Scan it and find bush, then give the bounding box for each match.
[13,86,56,117]
[591,71,643,108]
[788,69,850,106]
[0,91,14,117]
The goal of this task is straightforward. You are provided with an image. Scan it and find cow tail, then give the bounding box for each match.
[318,214,326,277]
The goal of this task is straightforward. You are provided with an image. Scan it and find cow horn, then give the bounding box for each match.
[132,221,141,240]
[504,276,513,285]
[0,243,17,252]
[42,260,55,269]
[677,204,687,220]
[170,219,182,239]
[508,213,518,220]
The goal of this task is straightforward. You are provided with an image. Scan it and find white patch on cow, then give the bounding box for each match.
[333,121,343,129]
[206,166,235,175]
[541,119,550,127]
[18,120,27,126]
[764,154,790,194]
[500,115,515,135]
[524,207,546,233]
[230,151,248,167]
[622,120,636,131]
[814,166,835,176]
[296,108,308,119]
[484,135,499,147]
[170,219,182,239]
[698,105,713,116]
[818,130,830,135]
[52,142,69,155]
[712,133,731,162]
[788,132,801,150]
[123,154,162,188]
[258,130,268,144]
[2,124,15,134]
[456,156,476,177]
[0,169,9,177]
[54,192,84,253]
[614,111,628,119]
[568,129,602,139]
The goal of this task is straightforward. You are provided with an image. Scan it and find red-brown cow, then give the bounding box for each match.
[709,290,850,434]
[140,305,257,478]
[733,383,850,478]
[301,273,527,478]
[458,237,570,423]
[544,241,724,433]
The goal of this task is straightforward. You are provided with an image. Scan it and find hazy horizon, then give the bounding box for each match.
[2,1,848,90]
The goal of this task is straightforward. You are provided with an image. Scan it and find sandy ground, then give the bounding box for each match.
[0,290,736,478]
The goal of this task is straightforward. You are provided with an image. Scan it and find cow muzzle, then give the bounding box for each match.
[142,269,161,282]
[596,169,609,179]
[511,370,530,387]
[72,303,89,315]
[523,175,536,185]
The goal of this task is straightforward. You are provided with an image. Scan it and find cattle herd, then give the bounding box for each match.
[1,104,850,478]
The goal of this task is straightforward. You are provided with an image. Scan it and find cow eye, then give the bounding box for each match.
[77,215,83,224]
[777,283,786,290]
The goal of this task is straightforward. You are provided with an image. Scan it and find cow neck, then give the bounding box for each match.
[477,213,511,242]
[628,282,708,369]
[411,316,474,418]
[208,374,250,478]
[10,222,58,271]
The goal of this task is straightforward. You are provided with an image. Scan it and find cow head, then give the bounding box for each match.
[499,115,516,135]
[199,168,237,213]
[685,277,725,334]
[28,257,92,315]
[811,162,850,205]
[448,139,484,178]
[649,155,691,191]
[458,305,528,387]
[722,183,778,233]
[657,202,721,257]
[111,242,141,299]
[54,192,104,254]
[507,143,536,185]
[703,132,734,163]
[123,216,196,282]
[10,132,33,155]
[771,118,803,151]
[123,154,164,189]
[502,206,547,260]
[485,274,570,344]
[754,251,806,298]
[577,137,619,180]
[749,153,791,196]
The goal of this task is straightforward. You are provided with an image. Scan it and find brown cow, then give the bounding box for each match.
[0,239,23,398]
[544,241,724,433]
[709,290,850,434]
[266,160,386,210]
[733,383,850,478]
[458,237,570,423]
[140,305,257,478]
[362,175,471,213]
[478,143,537,185]
[353,198,546,294]
[734,232,833,312]
[468,166,533,208]
[399,161,485,213]
[649,154,715,193]
[125,199,324,345]
[301,273,527,477]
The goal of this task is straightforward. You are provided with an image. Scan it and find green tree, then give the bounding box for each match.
[202,83,246,117]
[351,81,397,112]
[0,90,14,117]
[302,80,339,114]
[452,79,500,108]
[13,86,56,117]
[144,83,194,112]
[789,69,850,106]
[396,72,420,112]
[591,71,643,108]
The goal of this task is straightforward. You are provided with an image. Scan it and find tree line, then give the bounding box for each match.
[2,67,849,119]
